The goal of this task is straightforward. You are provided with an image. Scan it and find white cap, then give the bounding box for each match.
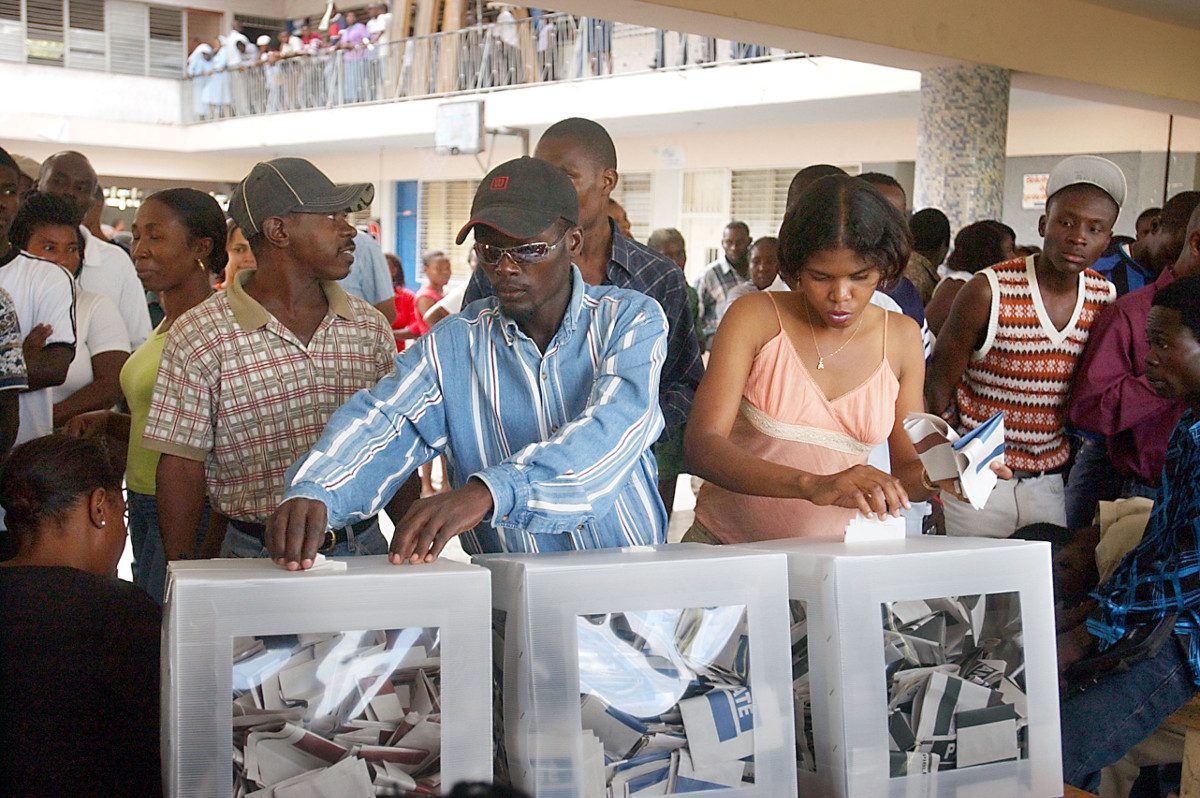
[1046,155,1126,208]
[256,34,271,46]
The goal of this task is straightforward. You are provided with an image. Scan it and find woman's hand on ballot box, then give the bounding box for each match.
[802,464,911,519]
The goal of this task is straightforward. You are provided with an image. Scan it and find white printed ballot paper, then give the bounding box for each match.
[904,411,1005,510]
[678,686,755,764]
[477,544,796,797]
[736,535,1062,798]
[164,556,492,797]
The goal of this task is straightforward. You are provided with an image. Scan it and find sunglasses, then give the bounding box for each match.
[474,230,568,266]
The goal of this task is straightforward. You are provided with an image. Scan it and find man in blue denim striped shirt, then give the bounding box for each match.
[268,157,669,569]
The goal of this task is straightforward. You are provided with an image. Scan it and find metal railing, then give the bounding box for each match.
[182,13,803,123]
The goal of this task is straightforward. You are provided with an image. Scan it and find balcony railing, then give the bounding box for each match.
[182,13,804,123]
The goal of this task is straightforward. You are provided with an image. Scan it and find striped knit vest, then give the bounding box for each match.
[955,256,1115,472]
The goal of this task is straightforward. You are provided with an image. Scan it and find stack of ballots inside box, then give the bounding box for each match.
[231,628,443,795]
[882,593,1027,776]
[476,544,796,797]
[164,556,492,797]
[738,536,1062,798]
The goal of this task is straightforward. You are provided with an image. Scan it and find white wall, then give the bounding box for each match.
[6,55,1200,254]
[2,63,182,127]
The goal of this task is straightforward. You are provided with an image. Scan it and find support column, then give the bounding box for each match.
[914,65,1010,233]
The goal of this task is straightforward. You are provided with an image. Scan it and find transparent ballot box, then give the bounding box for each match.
[476,543,796,797]
[739,536,1061,798]
[164,556,492,797]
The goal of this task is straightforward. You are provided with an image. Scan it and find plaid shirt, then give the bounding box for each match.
[464,220,702,429]
[694,256,752,340]
[1089,411,1200,684]
[142,272,395,522]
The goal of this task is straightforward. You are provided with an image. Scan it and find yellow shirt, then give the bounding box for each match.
[120,324,168,495]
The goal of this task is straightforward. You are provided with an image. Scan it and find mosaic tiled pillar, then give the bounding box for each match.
[915,65,1010,233]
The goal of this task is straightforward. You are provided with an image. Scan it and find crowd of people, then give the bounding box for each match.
[185,7,777,120]
[2,117,1200,795]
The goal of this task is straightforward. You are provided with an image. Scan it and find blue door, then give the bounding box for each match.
[394,181,419,287]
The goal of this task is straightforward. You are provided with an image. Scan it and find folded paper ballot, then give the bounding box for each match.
[844,512,906,542]
[904,411,1005,510]
[576,607,757,795]
[880,592,1027,776]
[232,628,444,796]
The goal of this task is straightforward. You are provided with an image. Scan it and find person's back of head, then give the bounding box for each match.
[857,172,907,216]
[778,174,910,286]
[0,435,124,567]
[910,208,951,262]
[1143,191,1200,275]
[647,227,684,252]
[786,164,847,213]
[946,220,1014,275]
[539,117,617,171]
[647,227,686,271]
[386,252,404,287]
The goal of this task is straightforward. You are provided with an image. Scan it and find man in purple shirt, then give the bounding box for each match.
[1066,194,1200,529]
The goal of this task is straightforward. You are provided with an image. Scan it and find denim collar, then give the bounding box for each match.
[497,264,586,347]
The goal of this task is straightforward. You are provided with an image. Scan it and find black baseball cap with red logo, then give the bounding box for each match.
[455,157,579,244]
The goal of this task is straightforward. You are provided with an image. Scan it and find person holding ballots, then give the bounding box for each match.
[269,157,670,569]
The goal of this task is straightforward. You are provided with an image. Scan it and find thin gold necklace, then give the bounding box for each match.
[802,299,865,370]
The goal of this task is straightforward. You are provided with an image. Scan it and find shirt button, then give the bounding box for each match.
[540,372,548,381]
[576,524,584,531]
[551,425,559,433]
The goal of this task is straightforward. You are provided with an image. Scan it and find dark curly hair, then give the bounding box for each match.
[9,192,86,264]
[778,174,911,286]
[0,435,122,557]
[144,188,230,275]
[946,220,1014,275]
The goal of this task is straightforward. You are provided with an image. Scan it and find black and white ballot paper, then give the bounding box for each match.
[231,628,443,797]
[879,594,1027,777]
[575,606,756,796]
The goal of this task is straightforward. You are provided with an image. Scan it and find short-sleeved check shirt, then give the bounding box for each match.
[142,271,396,522]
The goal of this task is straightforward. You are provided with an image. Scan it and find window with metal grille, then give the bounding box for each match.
[678,168,730,283]
[731,165,863,242]
[25,0,65,66]
[0,0,25,63]
[66,0,104,71]
[232,14,285,31]
[106,0,146,74]
[418,180,476,282]
[147,4,181,77]
[730,169,791,241]
[610,172,652,244]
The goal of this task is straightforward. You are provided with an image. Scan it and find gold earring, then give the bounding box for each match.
[197,259,205,271]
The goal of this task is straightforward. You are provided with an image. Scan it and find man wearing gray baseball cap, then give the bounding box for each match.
[926,154,1122,540]
[143,158,397,563]
[269,156,670,569]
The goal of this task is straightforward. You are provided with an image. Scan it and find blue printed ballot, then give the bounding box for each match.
[904,412,1006,510]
